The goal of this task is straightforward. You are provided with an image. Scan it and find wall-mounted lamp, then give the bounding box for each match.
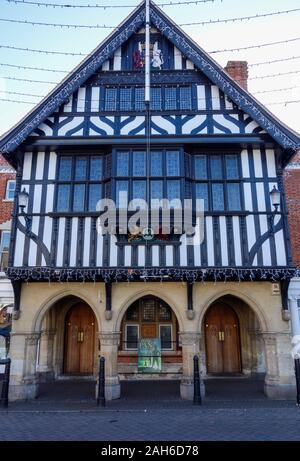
[18,188,31,232]
[268,185,281,234]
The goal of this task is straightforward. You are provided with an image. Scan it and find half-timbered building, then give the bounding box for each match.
[1,0,300,401]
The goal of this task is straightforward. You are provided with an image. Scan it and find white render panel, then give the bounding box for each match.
[69,218,78,267]
[225,95,233,110]
[63,95,73,112]
[181,115,207,134]
[179,234,187,266]
[22,152,32,180]
[138,246,145,266]
[96,226,103,267]
[83,218,91,267]
[206,217,214,266]
[151,116,176,134]
[256,183,266,212]
[14,226,25,267]
[91,87,100,112]
[241,149,250,178]
[253,149,263,178]
[120,116,145,135]
[211,86,221,110]
[28,217,39,267]
[76,87,86,112]
[219,216,229,266]
[56,218,66,267]
[174,47,182,69]
[113,47,122,70]
[266,148,277,177]
[186,59,194,69]
[45,185,55,213]
[32,185,42,214]
[232,216,242,266]
[197,85,206,110]
[275,229,287,266]
[110,235,118,266]
[57,117,84,136]
[152,245,159,266]
[259,215,271,266]
[89,116,115,135]
[102,60,110,71]
[124,246,132,266]
[165,245,173,266]
[42,216,52,266]
[35,152,45,180]
[213,114,239,133]
[243,183,253,212]
[246,216,257,266]
[48,152,57,180]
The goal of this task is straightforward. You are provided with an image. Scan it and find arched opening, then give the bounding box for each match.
[202,295,266,399]
[205,302,241,375]
[64,303,96,375]
[36,295,100,401]
[118,295,182,399]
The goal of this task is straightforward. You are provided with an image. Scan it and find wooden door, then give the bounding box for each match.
[64,303,96,374]
[205,303,241,374]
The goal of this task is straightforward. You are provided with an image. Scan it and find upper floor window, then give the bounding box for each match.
[0,231,10,271]
[5,180,15,200]
[115,149,183,208]
[104,86,194,112]
[56,155,109,212]
[193,153,242,212]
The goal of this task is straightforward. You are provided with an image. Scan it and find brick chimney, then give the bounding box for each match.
[224,61,248,91]
[284,150,300,268]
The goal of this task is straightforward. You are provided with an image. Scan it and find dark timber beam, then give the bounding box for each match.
[105,282,112,321]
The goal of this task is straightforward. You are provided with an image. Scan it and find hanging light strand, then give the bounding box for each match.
[0,7,300,29]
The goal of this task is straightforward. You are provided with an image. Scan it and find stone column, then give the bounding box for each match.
[37,330,56,382]
[9,332,40,401]
[98,332,120,400]
[289,296,300,356]
[179,332,204,400]
[262,332,295,399]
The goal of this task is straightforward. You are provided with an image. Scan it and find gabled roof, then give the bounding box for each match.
[1,0,300,160]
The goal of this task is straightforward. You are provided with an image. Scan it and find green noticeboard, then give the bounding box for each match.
[138,338,161,373]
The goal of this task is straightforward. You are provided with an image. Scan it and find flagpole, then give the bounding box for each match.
[145,0,151,105]
[145,0,151,237]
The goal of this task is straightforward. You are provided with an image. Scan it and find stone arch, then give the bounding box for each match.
[32,288,101,334]
[114,288,185,333]
[197,288,268,333]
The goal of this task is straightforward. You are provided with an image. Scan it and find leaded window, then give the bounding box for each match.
[193,153,243,211]
[56,155,107,212]
[121,297,179,351]
[120,87,132,111]
[165,87,177,110]
[105,88,117,111]
[103,85,193,112]
[179,86,192,110]
[114,148,183,208]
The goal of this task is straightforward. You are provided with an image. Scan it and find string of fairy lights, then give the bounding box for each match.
[0,1,299,113]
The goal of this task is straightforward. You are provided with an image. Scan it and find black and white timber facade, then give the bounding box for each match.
[1,0,300,402]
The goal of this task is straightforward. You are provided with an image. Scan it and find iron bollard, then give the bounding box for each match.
[193,355,202,405]
[295,358,300,406]
[0,358,11,408]
[97,356,106,407]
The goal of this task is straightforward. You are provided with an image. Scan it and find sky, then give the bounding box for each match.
[0,0,300,137]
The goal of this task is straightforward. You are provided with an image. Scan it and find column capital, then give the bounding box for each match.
[288,295,300,302]
[98,332,120,346]
[179,331,201,346]
[25,333,41,346]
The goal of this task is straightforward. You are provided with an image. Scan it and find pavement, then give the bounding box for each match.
[0,378,300,441]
